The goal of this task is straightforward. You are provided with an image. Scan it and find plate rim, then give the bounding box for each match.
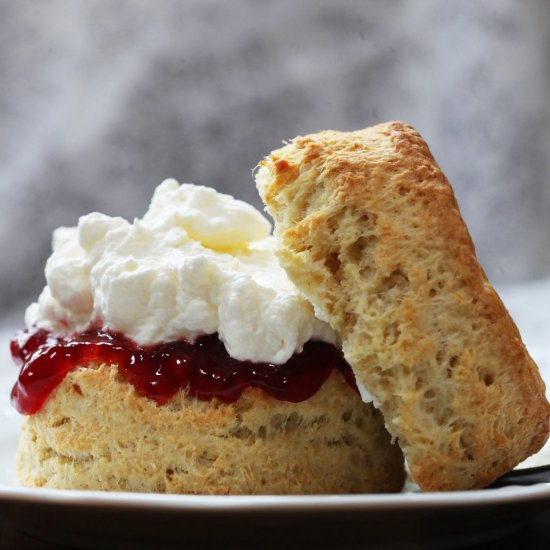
[1,482,550,513]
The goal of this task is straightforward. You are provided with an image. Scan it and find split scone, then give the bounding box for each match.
[255,121,550,491]
[16,363,405,494]
[11,180,406,494]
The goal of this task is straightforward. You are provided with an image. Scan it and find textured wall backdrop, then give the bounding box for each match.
[1,0,550,321]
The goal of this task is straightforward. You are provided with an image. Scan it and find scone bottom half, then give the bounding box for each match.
[11,328,406,495]
[255,120,550,491]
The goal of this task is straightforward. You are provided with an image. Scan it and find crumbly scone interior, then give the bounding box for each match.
[255,121,550,491]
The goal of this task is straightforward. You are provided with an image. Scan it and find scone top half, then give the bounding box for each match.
[256,121,550,491]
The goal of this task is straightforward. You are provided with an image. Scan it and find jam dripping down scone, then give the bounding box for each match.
[255,121,550,491]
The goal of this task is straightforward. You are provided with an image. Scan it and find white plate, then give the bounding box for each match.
[1,442,550,550]
[1,383,550,548]
[1,279,550,549]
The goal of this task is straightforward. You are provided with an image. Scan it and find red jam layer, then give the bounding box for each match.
[10,327,357,415]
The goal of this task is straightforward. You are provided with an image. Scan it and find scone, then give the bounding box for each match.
[15,362,404,494]
[10,180,405,494]
[255,121,550,491]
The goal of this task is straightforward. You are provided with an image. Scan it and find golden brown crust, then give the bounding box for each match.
[17,362,405,494]
[256,121,550,491]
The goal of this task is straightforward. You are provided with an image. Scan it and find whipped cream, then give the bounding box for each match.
[26,179,339,364]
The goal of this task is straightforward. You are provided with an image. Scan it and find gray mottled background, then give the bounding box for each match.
[1,0,550,324]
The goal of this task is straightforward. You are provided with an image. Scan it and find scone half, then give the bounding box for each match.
[256,121,550,491]
[17,361,405,495]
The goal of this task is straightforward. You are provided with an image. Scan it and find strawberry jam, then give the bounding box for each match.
[10,327,358,415]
